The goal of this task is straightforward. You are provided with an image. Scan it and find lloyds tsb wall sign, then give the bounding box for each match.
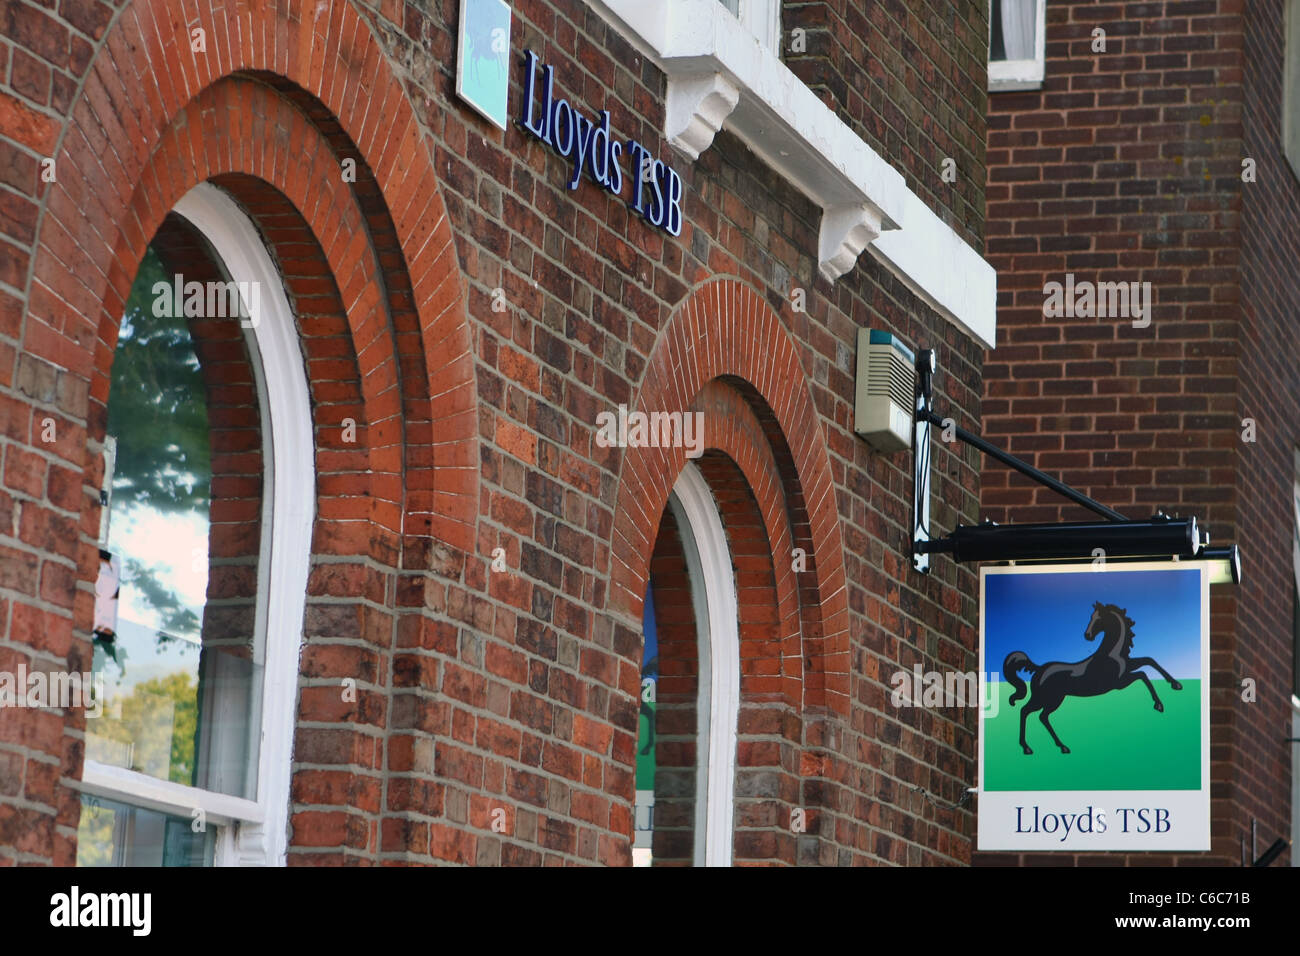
[519,50,684,237]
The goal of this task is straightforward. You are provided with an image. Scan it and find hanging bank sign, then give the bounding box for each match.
[978,562,1210,852]
[518,50,684,237]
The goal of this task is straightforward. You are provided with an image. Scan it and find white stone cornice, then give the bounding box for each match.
[665,73,741,160]
[584,0,998,349]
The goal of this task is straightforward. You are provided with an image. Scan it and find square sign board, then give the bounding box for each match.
[978,561,1210,852]
[456,0,512,130]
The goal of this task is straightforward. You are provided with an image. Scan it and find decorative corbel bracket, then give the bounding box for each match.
[818,205,885,283]
[665,73,741,160]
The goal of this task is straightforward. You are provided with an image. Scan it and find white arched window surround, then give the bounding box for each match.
[78,181,314,866]
[665,461,740,867]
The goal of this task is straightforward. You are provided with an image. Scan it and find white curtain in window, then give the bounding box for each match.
[1001,0,1037,60]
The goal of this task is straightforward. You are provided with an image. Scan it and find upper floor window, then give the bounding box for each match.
[989,0,1046,92]
[718,0,781,53]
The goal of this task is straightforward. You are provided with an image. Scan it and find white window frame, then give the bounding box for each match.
[988,0,1046,93]
[722,0,781,53]
[78,181,314,867]
[666,461,739,867]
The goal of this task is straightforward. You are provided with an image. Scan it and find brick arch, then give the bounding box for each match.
[643,440,800,866]
[92,77,403,553]
[608,278,851,717]
[691,383,803,702]
[23,0,477,554]
[646,385,813,866]
[68,76,412,862]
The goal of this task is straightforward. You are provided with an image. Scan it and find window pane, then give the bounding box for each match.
[644,498,707,866]
[717,0,739,16]
[990,0,1037,61]
[76,793,215,867]
[88,236,264,802]
[989,0,1006,60]
[633,583,659,866]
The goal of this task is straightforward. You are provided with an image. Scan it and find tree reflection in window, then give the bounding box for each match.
[106,245,212,650]
[88,229,263,801]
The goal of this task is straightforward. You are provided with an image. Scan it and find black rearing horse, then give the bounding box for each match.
[1003,601,1183,755]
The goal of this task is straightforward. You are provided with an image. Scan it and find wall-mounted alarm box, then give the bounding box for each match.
[854,329,915,452]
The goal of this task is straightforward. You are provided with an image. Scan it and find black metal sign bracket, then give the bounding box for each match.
[910,349,1240,583]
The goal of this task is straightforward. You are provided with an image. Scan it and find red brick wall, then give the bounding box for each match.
[782,0,989,249]
[0,0,990,865]
[980,0,1291,865]
[1235,0,1299,868]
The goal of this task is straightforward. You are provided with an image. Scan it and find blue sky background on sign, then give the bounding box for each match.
[985,568,1202,679]
[983,567,1203,791]
[457,0,510,129]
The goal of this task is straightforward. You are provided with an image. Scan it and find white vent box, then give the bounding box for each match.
[854,329,915,452]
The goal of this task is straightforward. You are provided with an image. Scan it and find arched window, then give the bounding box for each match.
[77,183,313,867]
[634,461,739,866]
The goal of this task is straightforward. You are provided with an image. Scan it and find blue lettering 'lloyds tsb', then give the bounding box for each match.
[518,49,681,236]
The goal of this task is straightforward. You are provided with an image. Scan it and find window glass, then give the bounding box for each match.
[990,0,1037,61]
[87,240,264,804]
[633,583,659,867]
[75,793,215,867]
[635,502,704,867]
[634,479,729,867]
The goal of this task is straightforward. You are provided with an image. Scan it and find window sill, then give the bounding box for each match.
[78,760,263,827]
[989,58,1045,93]
[587,0,996,349]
